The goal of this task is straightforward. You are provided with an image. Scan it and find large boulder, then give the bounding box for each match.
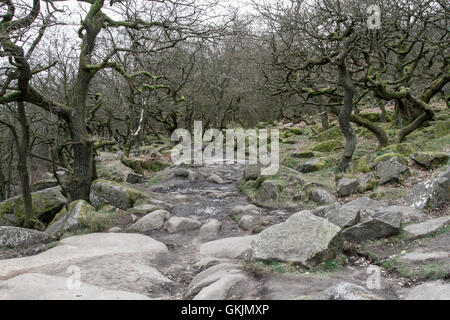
[0,233,169,297]
[0,273,150,300]
[0,187,67,224]
[342,211,402,243]
[45,200,95,237]
[89,179,148,210]
[0,226,51,248]
[405,167,450,209]
[376,157,409,184]
[410,152,449,170]
[246,211,343,268]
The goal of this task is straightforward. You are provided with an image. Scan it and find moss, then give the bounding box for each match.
[317,127,343,142]
[288,128,303,135]
[310,140,343,152]
[292,151,315,159]
[78,209,120,233]
[382,143,415,156]
[411,151,449,169]
[374,153,408,166]
[353,156,371,173]
[358,178,378,193]
[282,157,302,169]
[434,119,450,139]
[147,173,167,185]
[360,112,381,122]
[142,160,171,172]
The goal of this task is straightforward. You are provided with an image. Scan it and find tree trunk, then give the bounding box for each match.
[337,57,356,172]
[16,101,34,226]
[319,106,329,131]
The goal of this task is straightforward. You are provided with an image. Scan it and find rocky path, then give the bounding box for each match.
[0,161,448,300]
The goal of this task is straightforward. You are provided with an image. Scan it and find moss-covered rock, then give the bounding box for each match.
[410,152,449,170]
[374,153,408,166]
[292,151,315,159]
[45,200,95,237]
[31,179,59,192]
[288,128,303,135]
[141,159,171,172]
[317,127,343,142]
[297,157,330,173]
[89,179,149,210]
[97,159,134,183]
[0,187,67,225]
[434,120,450,139]
[310,140,342,152]
[382,143,415,157]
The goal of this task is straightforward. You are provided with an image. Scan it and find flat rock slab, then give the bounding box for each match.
[199,236,255,259]
[0,226,51,248]
[0,233,168,279]
[0,273,150,300]
[399,281,450,300]
[403,216,450,239]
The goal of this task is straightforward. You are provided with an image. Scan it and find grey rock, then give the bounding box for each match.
[297,157,328,173]
[403,216,450,239]
[376,206,424,224]
[341,197,389,221]
[325,207,360,228]
[247,210,343,267]
[337,178,359,197]
[243,164,261,180]
[0,273,151,300]
[319,282,384,300]
[405,167,449,209]
[206,174,225,184]
[184,263,243,299]
[200,236,256,259]
[308,188,336,205]
[410,152,449,170]
[197,219,222,241]
[238,215,258,231]
[193,273,248,300]
[164,216,202,233]
[45,200,95,237]
[400,281,450,300]
[126,172,144,184]
[343,211,402,243]
[256,180,279,202]
[312,202,341,218]
[0,226,51,248]
[0,187,67,222]
[132,210,170,232]
[376,157,409,184]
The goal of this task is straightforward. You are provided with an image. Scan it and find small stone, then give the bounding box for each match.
[308,188,336,205]
[337,178,359,197]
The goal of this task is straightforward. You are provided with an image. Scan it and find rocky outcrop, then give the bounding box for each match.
[89,179,148,210]
[247,211,342,268]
